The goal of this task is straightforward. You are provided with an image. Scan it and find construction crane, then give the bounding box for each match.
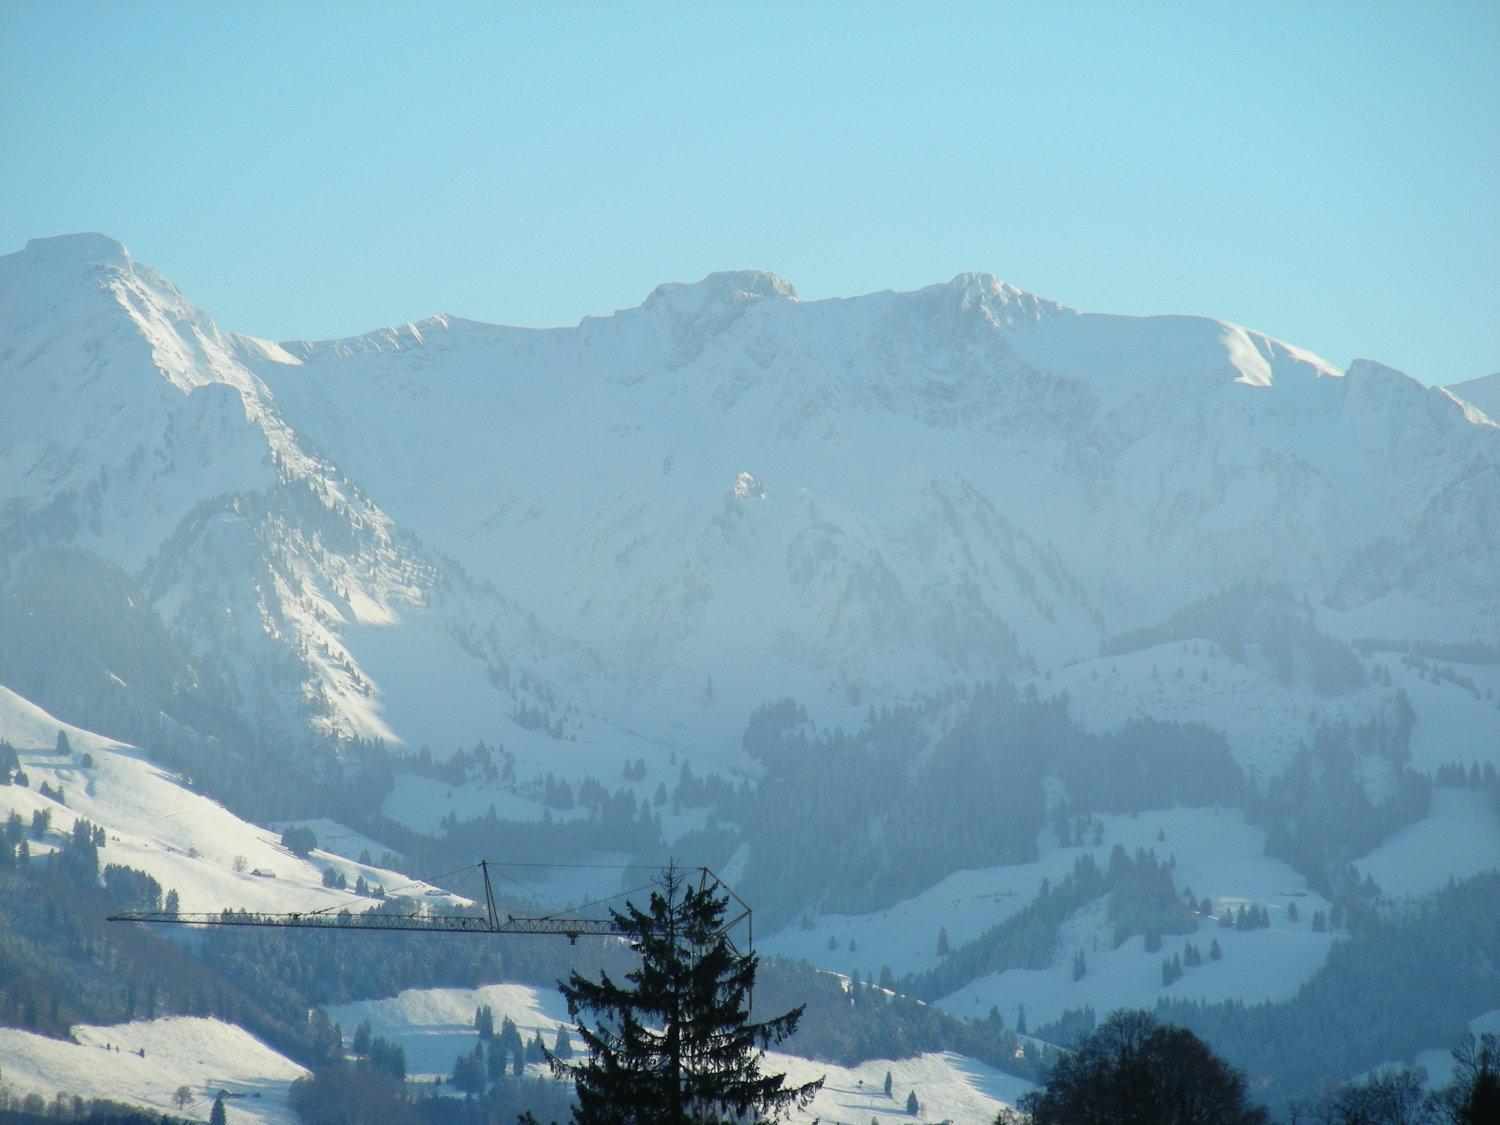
[109,861,751,950]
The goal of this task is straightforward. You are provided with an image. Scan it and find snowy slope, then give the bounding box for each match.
[763,805,1337,1028]
[0,234,600,756]
[327,980,1034,1122]
[1354,788,1500,900]
[0,1016,305,1123]
[0,683,462,914]
[1033,643,1500,780]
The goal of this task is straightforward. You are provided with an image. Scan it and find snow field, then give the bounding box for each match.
[1355,788,1500,899]
[0,686,464,915]
[0,1016,305,1123]
[937,900,1337,1035]
[1035,642,1500,783]
[764,805,1342,1038]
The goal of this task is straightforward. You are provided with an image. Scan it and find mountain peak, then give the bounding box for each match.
[22,232,132,270]
[642,270,798,313]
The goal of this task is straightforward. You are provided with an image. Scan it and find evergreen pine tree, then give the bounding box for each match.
[452,1042,486,1093]
[552,865,823,1122]
[486,1036,504,1083]
[352,1018,372,1056]
[210,1092,227,1125]
[1209,938,1222,961]
[884,1070,893,1097]
[937,926,950,956]
[906,1089,919,1114]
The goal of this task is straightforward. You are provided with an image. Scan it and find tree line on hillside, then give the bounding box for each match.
[906,846,1196,1002]
[1100,579,1367,696]
[742,679,1245,925]
[0,814,346,1066]
[1156,872,1500,1112]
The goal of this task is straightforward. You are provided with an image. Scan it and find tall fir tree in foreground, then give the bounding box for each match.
[552,864,823,1123]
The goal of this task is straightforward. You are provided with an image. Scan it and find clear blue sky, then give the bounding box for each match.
[2,2,1496,384]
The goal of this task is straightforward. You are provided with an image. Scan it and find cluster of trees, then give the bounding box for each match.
[317,867,383,896]
[1220,903,1272,930]
[348,1024,407,1083]
[392,740,516,789]
[449,1020,564,1094]
[0,741,30,786]
[1015,1010,1268,1123]
[0,1086,196,1122]
[0,819,344,1059]
[910,845,1213,1003]
[1019,1014,1497,1124]
[1353,637,1500,666]
[1106,845,1196,948]
[1435,761,1500,813]
[1101,579,1366,695]
[280,826,317,857]
[1255,718,1429,896]
[1292,1034,1499,1123]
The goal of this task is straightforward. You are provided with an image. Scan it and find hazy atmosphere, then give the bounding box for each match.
[1,4,1497,1124]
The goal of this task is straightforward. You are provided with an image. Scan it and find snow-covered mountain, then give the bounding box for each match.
[0,235,593,757]
[3,232,1497,761]
[247,260,1500,748]
[4,233,1499,1115]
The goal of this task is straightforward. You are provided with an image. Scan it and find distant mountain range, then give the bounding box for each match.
[2,232,1494,760]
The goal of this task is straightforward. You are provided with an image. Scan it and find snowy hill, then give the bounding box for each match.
[0,683,462,914]
[0,1016,305,1123]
